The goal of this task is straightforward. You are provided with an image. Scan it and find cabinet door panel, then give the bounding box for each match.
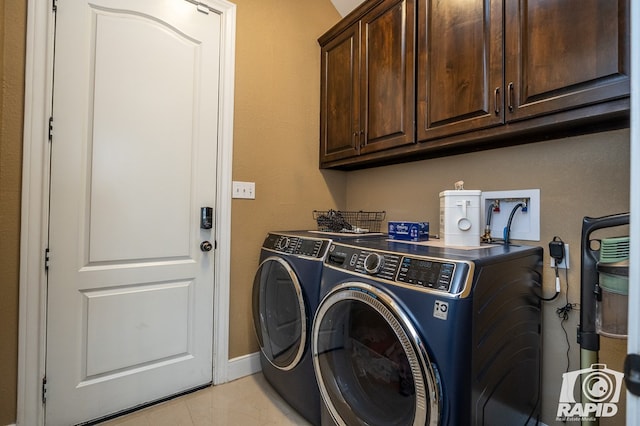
[360,0,415,154]
[505,0,629,121]
[320,24,360,163]
[417,0,503,142]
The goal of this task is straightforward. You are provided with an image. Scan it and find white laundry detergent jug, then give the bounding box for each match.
[439,188,482,247]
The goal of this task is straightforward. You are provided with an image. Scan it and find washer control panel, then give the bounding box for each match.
[396,257,455,292]
[263,233,329,259]
[326,243,463,294]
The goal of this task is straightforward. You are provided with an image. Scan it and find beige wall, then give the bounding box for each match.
[0,1,26,424]
[345,128,630,424]
[0,0,631,425]
[229,0,345,357]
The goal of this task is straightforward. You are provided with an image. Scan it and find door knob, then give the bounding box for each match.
[200,241,213,252]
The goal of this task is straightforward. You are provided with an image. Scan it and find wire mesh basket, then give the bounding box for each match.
[313,210,386,233]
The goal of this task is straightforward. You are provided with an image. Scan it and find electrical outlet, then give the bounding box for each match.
[232,181,255,199]
[481,189,540,241]
[550,243,570,269]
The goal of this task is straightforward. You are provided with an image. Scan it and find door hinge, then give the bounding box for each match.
[45,248,50,271]
[42,376,47,404]
[52,0,57,12]
[48,117,54,142]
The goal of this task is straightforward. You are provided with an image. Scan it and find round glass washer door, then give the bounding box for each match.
[312,282,440,426]
[252,256,307,371]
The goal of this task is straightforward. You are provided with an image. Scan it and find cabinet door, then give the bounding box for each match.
[320,23,360,163]
[505,0,630,121]
[359,0,415,155]
[417,0,503,142]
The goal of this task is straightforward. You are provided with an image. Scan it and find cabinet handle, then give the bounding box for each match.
[360,130,365,148]
[508,82,514,112]
[494,87,500,115]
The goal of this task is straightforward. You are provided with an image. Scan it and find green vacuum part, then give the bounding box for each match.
[597,236,630,339]
[599,236,630,294]
[600,236,630,263]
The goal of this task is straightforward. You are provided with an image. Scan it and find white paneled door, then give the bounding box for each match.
[45,1,220,424]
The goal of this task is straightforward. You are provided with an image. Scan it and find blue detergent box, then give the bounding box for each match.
[388,221,429,241]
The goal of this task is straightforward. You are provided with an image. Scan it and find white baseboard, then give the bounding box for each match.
[226,351,261,382]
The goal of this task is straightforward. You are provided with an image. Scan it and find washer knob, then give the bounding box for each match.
[276,237,290,251]
[363,252,384,274]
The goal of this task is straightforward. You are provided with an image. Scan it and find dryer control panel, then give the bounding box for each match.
[326,243,467,294]
[396,257,455,291]
[263,233,330,259]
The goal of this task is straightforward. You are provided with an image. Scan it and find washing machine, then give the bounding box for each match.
[252,231,384,425]
[312,238,543,425]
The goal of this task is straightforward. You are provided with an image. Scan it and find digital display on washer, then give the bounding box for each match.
[297,238,321,257]
[397,257,455,292]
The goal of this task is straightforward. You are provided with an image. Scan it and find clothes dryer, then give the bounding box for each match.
[312,239,543,425]
[252,231,384,425]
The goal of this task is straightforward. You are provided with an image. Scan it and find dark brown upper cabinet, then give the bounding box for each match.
[417,0,504,141]
[417,0,630,142]
[505,0,629,121]
[319,0,416,166]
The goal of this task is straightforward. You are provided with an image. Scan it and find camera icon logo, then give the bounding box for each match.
[557,363,624,420]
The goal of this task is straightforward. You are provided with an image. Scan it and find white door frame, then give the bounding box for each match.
[17,1,236,424]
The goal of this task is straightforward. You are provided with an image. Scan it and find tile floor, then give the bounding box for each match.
[98,373,312,425]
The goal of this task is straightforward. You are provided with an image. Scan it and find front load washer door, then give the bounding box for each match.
[252,256,306,370]
[312,282,440,426]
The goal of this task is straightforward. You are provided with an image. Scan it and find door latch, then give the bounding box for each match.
[200,207,213,229]
[624,354,640,396]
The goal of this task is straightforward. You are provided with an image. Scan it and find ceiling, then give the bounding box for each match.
[330,0,365,16]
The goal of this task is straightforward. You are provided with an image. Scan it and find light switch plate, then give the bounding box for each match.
[232,181,255,199]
